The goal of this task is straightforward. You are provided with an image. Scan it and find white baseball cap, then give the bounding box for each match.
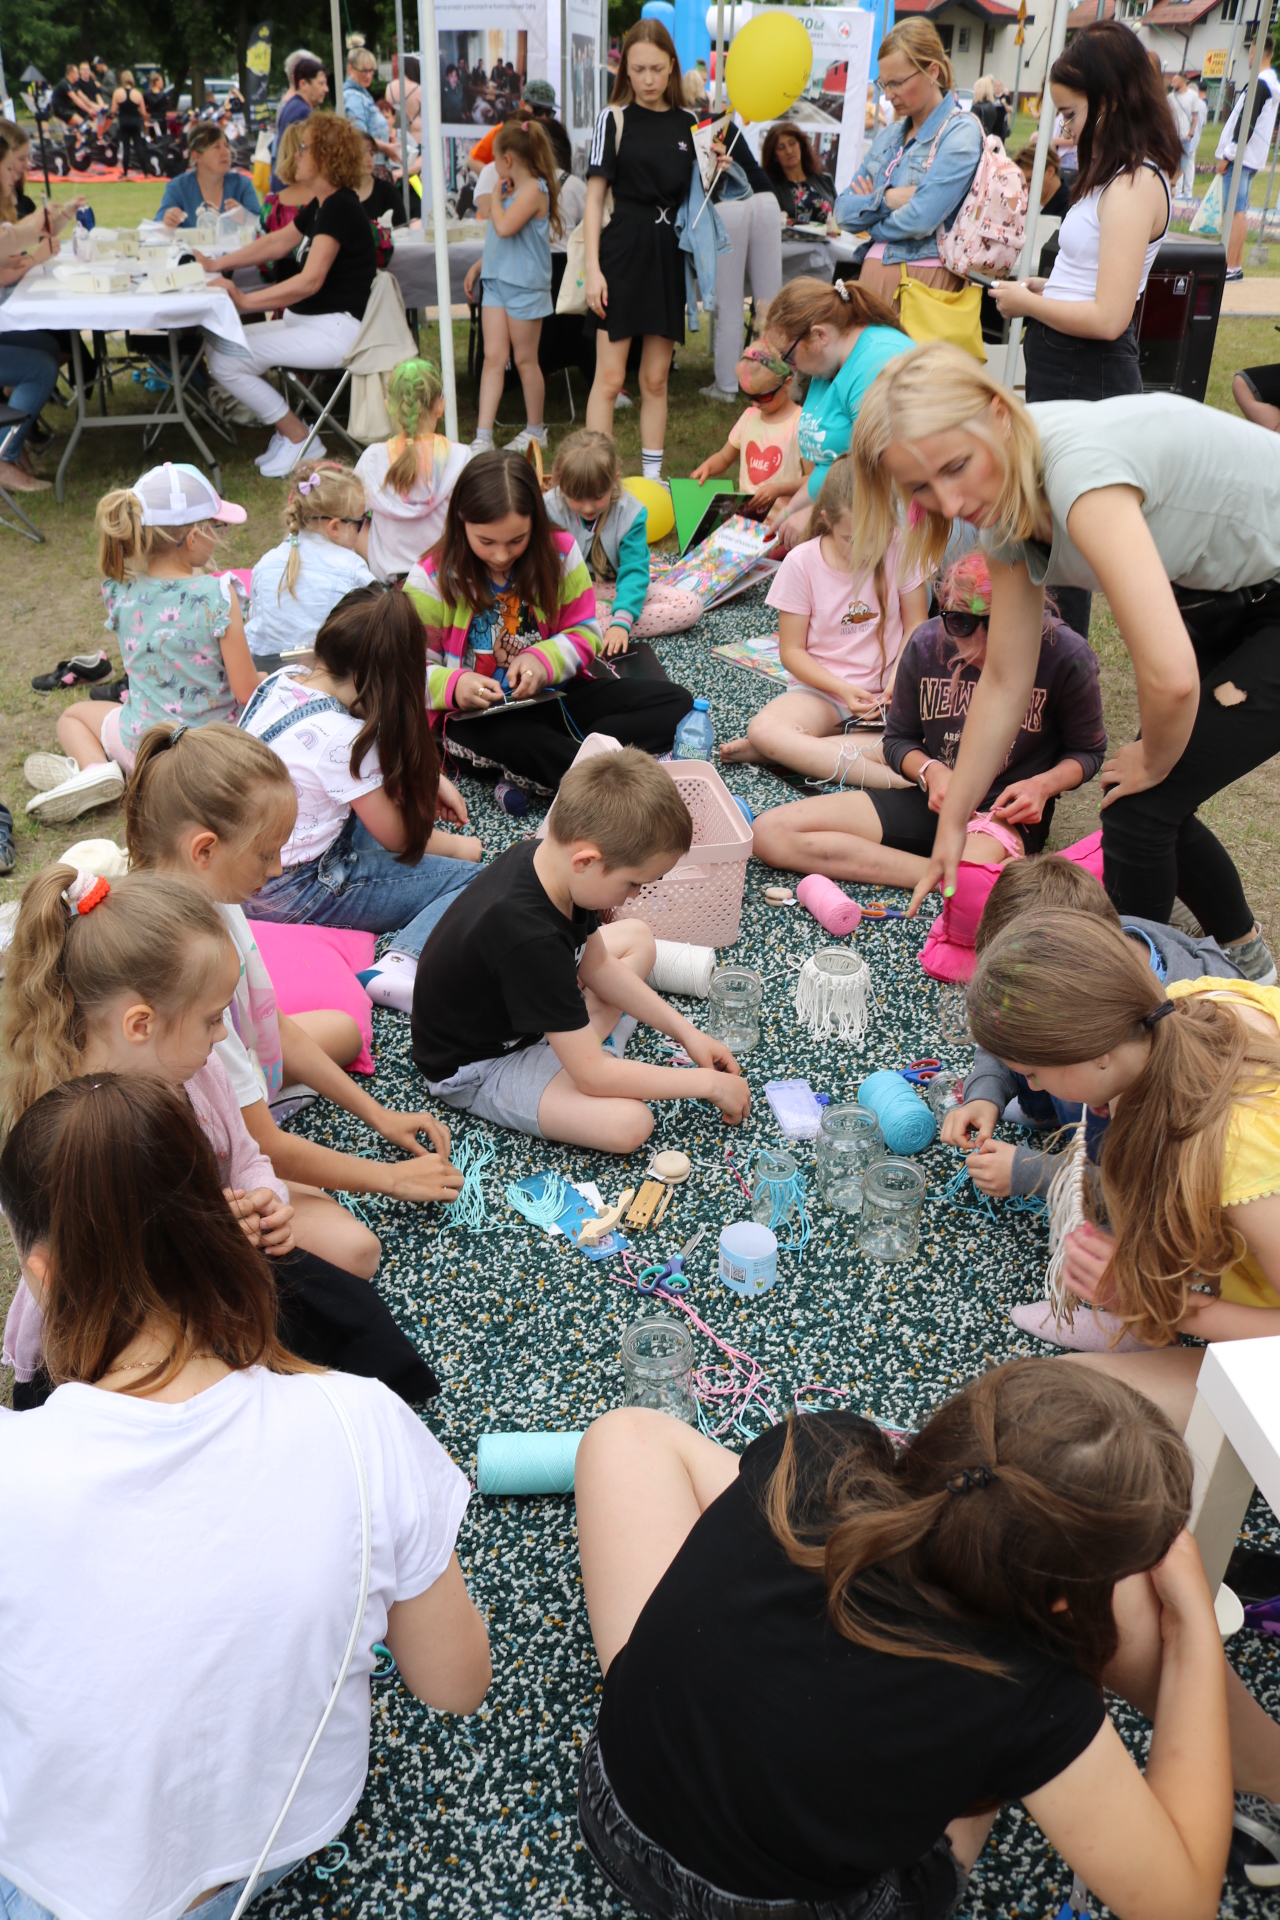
[133,462,247,527]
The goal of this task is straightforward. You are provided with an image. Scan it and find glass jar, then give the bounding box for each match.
[707,964,764,1054]
[924,1072,965,1121]
[751,1147,802,1233]
[815,1105,883,1210]
[195,206,219,247]
[937,984,972,1047]
[621,1316,696,1423]
[858,1157,928,1262]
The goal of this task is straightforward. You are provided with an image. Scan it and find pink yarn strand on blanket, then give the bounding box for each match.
[613,1250,778,1439]
[797,874,862,937]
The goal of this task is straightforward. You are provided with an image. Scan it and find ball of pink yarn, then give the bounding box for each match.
[796,874,862,937]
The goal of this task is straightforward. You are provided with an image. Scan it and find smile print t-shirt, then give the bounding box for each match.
[766,528,925,697]
[727,405,802,495]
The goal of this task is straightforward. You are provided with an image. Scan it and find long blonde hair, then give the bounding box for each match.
[492,118,563,239]
[124,721,297,869]
[967,911,1280,1346]
[96,489,205,582]
[384,357,446,497]
[849,342,1046,584]
[0,867,232,1125]
[550,429,621,577]
[809,457,894,680]
[280,462,368,598]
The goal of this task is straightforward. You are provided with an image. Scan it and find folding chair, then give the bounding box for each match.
[0,405,47,544]
[124,330,239,451]
[280,273,418,463]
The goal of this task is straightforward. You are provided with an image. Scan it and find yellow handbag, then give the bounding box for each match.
[896,266,986,364]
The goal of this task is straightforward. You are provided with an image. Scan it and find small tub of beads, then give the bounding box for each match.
[719,1222,779,1296]
[621,1316,697,1422]
[858,1157,927,1262]
[707,964,764,1054]
[816,1105,884,1211]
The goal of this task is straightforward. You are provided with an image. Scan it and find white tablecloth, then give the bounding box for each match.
[0,270,246,348]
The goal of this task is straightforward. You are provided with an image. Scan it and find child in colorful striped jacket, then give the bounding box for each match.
[405,450,695,795]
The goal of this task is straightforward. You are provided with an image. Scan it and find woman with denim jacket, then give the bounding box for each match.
[834,21,982,312]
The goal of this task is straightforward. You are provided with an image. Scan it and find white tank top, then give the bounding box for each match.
[1043,159,1171,306]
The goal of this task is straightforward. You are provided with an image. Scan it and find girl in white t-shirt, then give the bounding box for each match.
[720,456,928,782]
[238,584,482,1011]
[123,720,467,1233]
[0,1072,489,1920]
[244,463,376,662]
[354,358,471,582]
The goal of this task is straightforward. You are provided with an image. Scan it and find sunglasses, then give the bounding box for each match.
[941,608,989,639]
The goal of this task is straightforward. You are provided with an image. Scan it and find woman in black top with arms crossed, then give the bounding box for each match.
[198,113,378,479]
[585,19,697,481]
[574,1359,1271,1920]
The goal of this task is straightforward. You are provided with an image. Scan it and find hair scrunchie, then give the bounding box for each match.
[64,872,110,915]
[833,278,852,303]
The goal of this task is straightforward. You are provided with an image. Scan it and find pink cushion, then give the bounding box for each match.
[246,921,377,1075]
[918,830,1107,984]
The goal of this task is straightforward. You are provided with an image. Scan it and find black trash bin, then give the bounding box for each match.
[1135,234,1227,403]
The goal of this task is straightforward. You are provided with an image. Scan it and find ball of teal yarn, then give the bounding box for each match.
[857,1070,936,1155]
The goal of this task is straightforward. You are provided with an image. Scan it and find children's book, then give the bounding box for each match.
[711,631,787,683]
[654,515,778,609]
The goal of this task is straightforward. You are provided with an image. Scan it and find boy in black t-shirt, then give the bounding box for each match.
[411,749,751,1150]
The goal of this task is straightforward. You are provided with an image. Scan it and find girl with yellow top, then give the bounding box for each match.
[966,909,1280,1432]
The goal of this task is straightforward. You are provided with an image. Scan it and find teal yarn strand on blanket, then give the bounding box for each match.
[857,1070,936,1155]
[477,1431,584,1496]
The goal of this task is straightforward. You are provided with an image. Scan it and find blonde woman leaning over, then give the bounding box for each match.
[848,341,1280,983]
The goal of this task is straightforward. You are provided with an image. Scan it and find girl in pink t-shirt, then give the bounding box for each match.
[720,459,928,783]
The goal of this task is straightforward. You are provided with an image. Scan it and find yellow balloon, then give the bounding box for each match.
[725,13,813,124]
[622,476,675,543]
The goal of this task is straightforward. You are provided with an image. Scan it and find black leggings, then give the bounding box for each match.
[1101,584,1280,941]
[118,122,147,174]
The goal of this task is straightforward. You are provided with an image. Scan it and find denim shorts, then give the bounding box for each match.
[577,1732,969,1920]
[1233,164,1257,209]
[482,276,553,321]
[427,1037,563,1137]
[0,1860,301,1920]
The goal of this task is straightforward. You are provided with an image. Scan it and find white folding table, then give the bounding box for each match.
[0,272,249,501]
[1188,1336,1280,1590]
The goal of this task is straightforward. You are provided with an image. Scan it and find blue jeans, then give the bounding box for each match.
[0,1860,300,1920]
[0,332,60,459]
[247,813,480,957]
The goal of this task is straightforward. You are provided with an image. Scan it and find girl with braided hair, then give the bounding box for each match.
[354,357,470,581]
[573,1357,1275,1920]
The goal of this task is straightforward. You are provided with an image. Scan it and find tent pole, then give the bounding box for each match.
[331,0,346,114]
[1001,0,1071,388]
[393,0,414,224]
[418,0,459,436]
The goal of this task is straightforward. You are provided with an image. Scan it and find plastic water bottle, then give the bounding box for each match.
[673,699,714,761]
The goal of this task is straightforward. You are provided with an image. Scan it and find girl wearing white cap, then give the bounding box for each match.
[30,464,259,826]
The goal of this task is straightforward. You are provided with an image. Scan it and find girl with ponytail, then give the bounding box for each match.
[354,357,471,581]
[575,1358,1267,1920]
[967,910,1280,1404]
[238,585,482,1013]
[243,461,374,663]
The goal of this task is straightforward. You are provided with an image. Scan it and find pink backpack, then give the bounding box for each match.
[928,114,1028,278]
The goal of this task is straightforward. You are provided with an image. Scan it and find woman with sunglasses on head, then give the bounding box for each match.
[760,276,913,552]
[751,548,1105,888]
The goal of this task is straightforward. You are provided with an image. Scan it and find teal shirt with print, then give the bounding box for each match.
[799,326,914,499]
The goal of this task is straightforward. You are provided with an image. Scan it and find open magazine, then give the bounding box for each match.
[653,514,779,610]
[711,631,787,684]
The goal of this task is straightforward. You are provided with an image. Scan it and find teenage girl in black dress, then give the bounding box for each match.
[584,19,697,481]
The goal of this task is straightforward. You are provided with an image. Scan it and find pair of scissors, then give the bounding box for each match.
[900,1057,942,1086]
[637,1226,707,1294]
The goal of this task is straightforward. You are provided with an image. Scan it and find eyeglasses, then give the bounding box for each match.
[941,608,989,639]
[879,75,918,95]
[778,333,806,367]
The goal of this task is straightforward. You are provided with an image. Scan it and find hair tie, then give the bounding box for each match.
[166,721,189,747]
[834,278,851,303]
[64,872,110,915]
[945,1465,996,1495]
[1143,1001,1176,1028]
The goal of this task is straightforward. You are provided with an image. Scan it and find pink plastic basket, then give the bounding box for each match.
[614,759,752,947]
[536,735,753,946]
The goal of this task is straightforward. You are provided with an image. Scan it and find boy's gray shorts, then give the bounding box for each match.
[427,1040,563,1138]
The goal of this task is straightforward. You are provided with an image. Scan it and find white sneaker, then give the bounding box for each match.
[504,427,547,454]
[257,433,326,479]
[468,435,495,457]
[24,752,79,792]
[614,392,632,409]
[356,951,417,1014]
[24,760,125,824]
